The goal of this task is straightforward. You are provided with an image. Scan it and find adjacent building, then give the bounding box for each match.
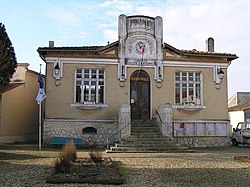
[0,63,40,143]
[38,15,238,147]
[228,92,250,129]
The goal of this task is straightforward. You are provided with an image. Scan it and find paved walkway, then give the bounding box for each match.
[0,144,249,187]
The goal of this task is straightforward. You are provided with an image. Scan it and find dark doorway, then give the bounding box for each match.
[130,70,150,120]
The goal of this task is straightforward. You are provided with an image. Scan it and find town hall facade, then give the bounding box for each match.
[38,15,238,148]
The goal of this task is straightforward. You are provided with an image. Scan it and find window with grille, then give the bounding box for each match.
[175,72,202,106]
[75,69,105,104]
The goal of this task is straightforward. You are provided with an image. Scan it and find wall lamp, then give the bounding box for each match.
[119,64,125,87]
[54,62,61,86]
[158,66,162,80]
[54,63,60,77]
[121,65,125,80]
[214,66,224,89]
[156,65,162,88]
[121,73,125,80]
[217,68,224,80]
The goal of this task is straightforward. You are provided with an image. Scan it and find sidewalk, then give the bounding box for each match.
[0,144,249,186]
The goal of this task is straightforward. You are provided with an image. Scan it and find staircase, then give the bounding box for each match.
[106,120,190,153]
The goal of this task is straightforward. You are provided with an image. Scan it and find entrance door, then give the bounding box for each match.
[130,70,150,120]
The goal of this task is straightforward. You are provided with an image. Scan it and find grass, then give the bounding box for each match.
[116,162,132,179]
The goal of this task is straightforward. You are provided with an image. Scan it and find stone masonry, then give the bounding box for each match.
[174,136,230,147]
[43,119,119,147]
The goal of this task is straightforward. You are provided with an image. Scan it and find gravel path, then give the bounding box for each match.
[0,144,249,187]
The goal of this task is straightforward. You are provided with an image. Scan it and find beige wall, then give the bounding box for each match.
[0,71,39,143]
[45,61,229,121]
[164,66,228,121]
[45,63,126,120]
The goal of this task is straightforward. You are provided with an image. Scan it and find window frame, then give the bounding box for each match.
[72,68,107,109]
[174,71,205,111]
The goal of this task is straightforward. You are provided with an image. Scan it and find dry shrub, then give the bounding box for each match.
[54,153,72,173]
[89,150,103,166]
[54,142,77,173]
[63,142,77,162]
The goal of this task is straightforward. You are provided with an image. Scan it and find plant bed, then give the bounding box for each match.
[234,156,250,164]
[46,157,126,184]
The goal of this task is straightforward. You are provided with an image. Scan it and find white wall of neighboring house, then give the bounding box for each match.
[229,111,244,129]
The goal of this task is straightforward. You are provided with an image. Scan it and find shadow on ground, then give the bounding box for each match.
[0,151,44,160]
[128,167,250,187]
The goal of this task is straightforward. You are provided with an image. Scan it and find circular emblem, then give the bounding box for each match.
[135,41,146,54]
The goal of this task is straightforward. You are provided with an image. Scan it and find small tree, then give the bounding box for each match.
[0,23,17,88]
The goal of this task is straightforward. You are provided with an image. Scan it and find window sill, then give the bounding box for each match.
[173,105,206,111]
[71,103,108,110]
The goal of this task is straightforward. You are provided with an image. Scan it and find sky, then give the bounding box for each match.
[0,0,249,98]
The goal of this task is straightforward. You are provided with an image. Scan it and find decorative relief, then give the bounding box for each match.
[148,40,153,54]
[136,38,153,54]
[126,59,155,66]
[126,37,154,55]
[118,15,164,85]
[135,41,147,54]
[127,17,155,34]
[127,38,135,53]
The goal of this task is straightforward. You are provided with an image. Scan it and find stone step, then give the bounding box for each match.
[131,124,159,128]
[131,129,161,132]
[131,126,161,130]
[106,119,191,153]
[131,132,163,136]
[132,119,157,124]
[125,137,171,141]
[107,146,191,153]
[120,142,176,147]
[117,143,177,147]
[131,123,158,127]
[121,139,173,143]
[131,126,160,130]
[129,134,170,138]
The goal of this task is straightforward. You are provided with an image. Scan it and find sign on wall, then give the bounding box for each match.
[173,121,228,137]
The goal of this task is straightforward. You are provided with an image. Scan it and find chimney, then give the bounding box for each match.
[11,63,30,82]
[205,37,214,52]
[49,41,54,48]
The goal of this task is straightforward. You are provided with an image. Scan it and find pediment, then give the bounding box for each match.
[165,49,182,58]
[99,41,118,55]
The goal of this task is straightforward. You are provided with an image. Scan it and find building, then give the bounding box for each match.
[228,92,250,128]
[0,63,40,143]
[38,15,238,147]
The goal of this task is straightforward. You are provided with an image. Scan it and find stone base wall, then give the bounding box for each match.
[43,119,119,147]
[174,136,230,147]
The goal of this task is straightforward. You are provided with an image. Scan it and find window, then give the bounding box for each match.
[82,127,97,134]
[75,69,105,104]
[175,72,202,106]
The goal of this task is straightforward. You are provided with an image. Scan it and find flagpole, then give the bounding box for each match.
[39,102,42,150]
[38,64,42,150]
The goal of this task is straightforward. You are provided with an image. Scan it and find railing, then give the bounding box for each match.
[106,122,131,150]
[156,109,186,137]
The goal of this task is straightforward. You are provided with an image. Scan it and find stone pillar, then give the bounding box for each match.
[155,16,163,83]
[118,103,131,140]
[118,14,127,82]
[157,103,173,138]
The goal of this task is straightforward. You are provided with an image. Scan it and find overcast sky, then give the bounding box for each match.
[0,0,249,97]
